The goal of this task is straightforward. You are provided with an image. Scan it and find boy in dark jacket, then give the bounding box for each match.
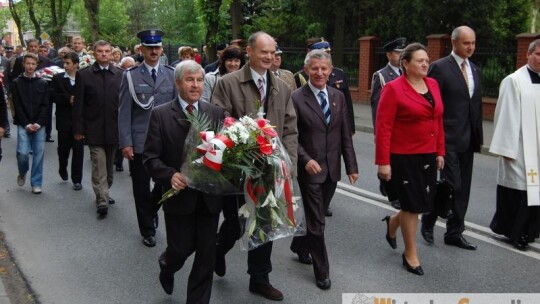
[12,53,49,194]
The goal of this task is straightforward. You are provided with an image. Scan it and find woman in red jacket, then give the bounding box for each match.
[375,43,445,275]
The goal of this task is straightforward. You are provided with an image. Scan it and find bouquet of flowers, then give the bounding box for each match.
[35,66,65,81]
[79,54,95,69]
[160,110,306,251]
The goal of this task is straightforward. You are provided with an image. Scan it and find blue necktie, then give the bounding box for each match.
[318,91,331,124]
[151,68,157,82]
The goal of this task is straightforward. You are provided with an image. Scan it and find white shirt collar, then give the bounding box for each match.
[307,81,328,104]
[178,97,199,112]
[451,51,467,67]
[250,67,267,85]
[144,62,159,74]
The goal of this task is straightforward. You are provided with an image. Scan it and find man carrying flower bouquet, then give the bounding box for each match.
[143,60,225,302]
[211,31,298,301]
[290,49,358,290]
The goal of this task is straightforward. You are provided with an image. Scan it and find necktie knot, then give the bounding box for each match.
[151,68,157,82]
[186,104,195,114]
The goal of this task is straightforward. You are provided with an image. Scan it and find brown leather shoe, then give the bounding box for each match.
[249,282,284,301]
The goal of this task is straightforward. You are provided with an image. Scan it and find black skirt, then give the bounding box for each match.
[490,185,540,243]
[389,153,437,213]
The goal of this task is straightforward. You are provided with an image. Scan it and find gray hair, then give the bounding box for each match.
[528,39,540,53]
[119,57,135,69]
[174,60,204,80]
[304,49,332,67]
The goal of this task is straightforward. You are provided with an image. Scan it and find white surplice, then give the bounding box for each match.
[489,65,540,206]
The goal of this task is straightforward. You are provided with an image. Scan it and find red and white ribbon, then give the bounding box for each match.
[196,131,234,171]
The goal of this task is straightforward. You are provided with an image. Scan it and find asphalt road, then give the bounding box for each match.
[0,128,539,304]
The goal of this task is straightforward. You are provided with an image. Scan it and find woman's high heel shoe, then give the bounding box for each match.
[382,216,397,249]
[402,253,424,275]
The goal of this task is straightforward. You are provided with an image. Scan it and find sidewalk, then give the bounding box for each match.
[352,102,494,154]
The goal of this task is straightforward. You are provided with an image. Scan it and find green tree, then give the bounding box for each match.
[49,0,76,48]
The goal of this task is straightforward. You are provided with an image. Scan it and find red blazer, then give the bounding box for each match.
[375,75,445,165]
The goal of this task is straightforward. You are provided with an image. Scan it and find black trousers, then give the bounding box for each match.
[160,200,219,304]
[46,101,53,138]
[422,150,474,237]
[57,130,84,183]
[290,177,337,280]
[130,154,161,237]
[216,195,273,284]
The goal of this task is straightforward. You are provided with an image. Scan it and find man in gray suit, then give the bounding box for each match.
[421,26,483,250]
[119,29,176,247]
[289,50,358,290]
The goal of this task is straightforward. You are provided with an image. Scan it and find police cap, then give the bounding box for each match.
[383,37,407,52]
[137,29,164,47]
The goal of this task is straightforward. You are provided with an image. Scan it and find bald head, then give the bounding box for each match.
[451,26,476,59]
[246,32,276,75]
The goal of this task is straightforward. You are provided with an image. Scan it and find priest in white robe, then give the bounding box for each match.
[489,39,540,251]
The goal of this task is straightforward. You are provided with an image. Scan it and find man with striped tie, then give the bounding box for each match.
[289,49,358,290]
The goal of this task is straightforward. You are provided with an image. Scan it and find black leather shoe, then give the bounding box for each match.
[143,236,156,247]
[297,253,312,265]
[97,205,108,216]
[46,137,54,142]
[214,251,226,277]
[249,282,284,301]
[444,235,477,250]
[115,166,124,172]
[325,208,333,217]
[316,278,331,290]
[402,253,424,275]
[382,216,397,249]
[159,271,174,295]
[59,169,68,181]
[512,236,529,251]
[420,225,434,244]
[108,197,115,205]
[73,183,82,191]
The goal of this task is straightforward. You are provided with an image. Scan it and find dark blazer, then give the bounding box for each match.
[52,72,77,132]
[294,68,355,133]
[375,76,445,165]
[370,64,400,129]
[428,55,483,152]
[0,83,6,129]
[292,85,357,184]
[72,62,123,145]
[143,99,224,215]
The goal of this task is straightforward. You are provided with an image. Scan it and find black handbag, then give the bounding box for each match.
[434,179,453,219]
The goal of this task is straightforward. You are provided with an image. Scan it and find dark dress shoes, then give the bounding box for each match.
[115,166,124,172]
[249,282,284,301]
[444,235,477,250]
[97,205,108,216]
[512,236,529,251]
[325,208,333,217]
[142,236,156,247]
[382,216,397,249]
[46,137,54,142]
[402,253,424,275]
[214,251,226,277]
[73,183,83,191]
[420,225,434,244]
[290,248,312,264]
[159,271,174,295]
[59,169,68,181]
[108,197,115,205]
[316,278,331,290]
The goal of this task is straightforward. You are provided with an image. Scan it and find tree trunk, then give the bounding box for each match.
[84,0,100,42]
[8,0,24,46]
[25,0,41,42]
[201,0,222,62]
[230,0,242,39]
[50,0,74,48]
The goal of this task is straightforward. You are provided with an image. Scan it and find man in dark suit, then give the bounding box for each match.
[421,25,483,250]
[143,60,224,303]
[289,50,358,290]
[73,40,123,216]
[43,40,58,60]
[293,37,355,217]
[370,37,406,207]
[119,29,176,247]
[51,52,84,190]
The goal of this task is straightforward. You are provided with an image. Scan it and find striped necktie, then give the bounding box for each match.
[318,91,331,124]
[257,77,265,104]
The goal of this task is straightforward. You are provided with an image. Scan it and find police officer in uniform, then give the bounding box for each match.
[118,29,177,247]
[370,37,406,208]
[293,37,355,216]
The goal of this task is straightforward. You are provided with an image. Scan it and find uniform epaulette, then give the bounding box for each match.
[163,65,174,70]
